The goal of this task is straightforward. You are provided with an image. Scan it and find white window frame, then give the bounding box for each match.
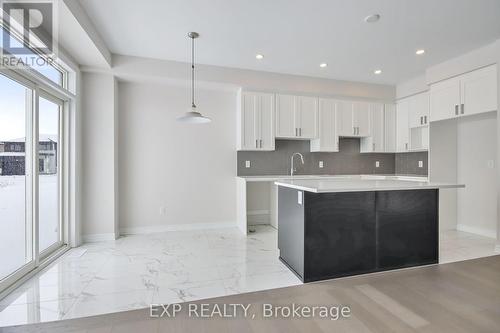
[0,63,76,296]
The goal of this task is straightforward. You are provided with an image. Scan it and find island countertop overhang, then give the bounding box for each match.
[274,179,465,193]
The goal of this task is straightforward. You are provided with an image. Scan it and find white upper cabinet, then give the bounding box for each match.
[396,99,410,152]
[460,65,497,117]
[297,96,318,139]
[237,91,275,151]
[259,93,275,150]
[337,100,370,137]
[310,98,338,152]
[384,104,397,152]
[370,103,385,151]
[275,94,296,138]
[360,103,384,153]
[337,100,354,136]
[353,101,371,137]
[408,92,430,128]
[430,76,461,122]
[276,94,318,139]
[430,64,497,122]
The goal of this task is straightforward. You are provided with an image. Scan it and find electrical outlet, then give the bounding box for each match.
[245,160,251,168]
[375,161,380,168]
[418,160,423,168]
[319,161,324,168]
[160,207,166,216]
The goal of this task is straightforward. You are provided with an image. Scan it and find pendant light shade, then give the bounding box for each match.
[177,32,211,124]
[177,110,211,123]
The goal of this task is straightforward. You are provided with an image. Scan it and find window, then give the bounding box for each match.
[0,73,32,281]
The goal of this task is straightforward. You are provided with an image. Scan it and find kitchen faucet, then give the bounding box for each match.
[290,152,305,176]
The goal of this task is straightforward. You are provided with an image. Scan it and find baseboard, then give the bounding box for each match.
[456,224,497,239]
[82,233,117,242]
[120,222,236,235]
[247,209,270,216]
[247,209,270,225]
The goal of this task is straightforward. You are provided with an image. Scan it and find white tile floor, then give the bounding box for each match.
[0,226,497,327]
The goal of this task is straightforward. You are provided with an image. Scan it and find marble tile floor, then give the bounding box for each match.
[0,226,497,328]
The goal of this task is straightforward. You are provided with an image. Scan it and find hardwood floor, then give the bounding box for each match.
[4,255,500,333]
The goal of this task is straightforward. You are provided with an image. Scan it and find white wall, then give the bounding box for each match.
[81,72,118,241]
[117,82,237,233]
[396,74,428,99]
[457,112,497,238]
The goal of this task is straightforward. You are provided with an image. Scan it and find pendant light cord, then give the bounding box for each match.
[191,35,196,109]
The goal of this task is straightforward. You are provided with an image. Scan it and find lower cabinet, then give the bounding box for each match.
[377,190,438,270]
[278,188,439,282]
[303,191,376,281]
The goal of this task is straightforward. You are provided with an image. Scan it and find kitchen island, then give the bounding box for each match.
[275,179,464,282]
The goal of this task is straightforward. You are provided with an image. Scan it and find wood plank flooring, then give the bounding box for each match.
[3,255,500,333]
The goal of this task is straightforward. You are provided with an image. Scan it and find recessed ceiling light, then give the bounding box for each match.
[416,49,425,55]
[374,69,382,75]
[255,54,264,60]
[320,63,328,68]
[364,14,380,23]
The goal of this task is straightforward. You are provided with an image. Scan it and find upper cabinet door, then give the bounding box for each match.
[460,65,497,117]
[384,104,397,152]
[430,76,460,122]
[353,101,371,137]
[408,92,430,128]
[259,93,275,150]
[296,96,318,139]
[371,103,385,151]
[311,98,337,152]
[337,100,354,136]
[418,92,430,124]
[276,94,296,138]
[396,99,410,152]
[240,92,258,150]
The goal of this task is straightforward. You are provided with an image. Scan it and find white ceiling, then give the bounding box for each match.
[78,0,500,85]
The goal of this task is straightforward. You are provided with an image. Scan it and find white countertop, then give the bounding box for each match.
[274,178,464,193]
[238,174,428,182]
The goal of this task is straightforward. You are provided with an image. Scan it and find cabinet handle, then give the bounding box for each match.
[424,115,427,124]
[405,143,408,150]
[295,128,298,136]
[461,104,464,115]
[299,128,302,136]
[259,139,262,148]
[373,143,375,151]
[420,116,423,125]
[255,139,258,148]
[353,127,355,135]
[455,104,459,116]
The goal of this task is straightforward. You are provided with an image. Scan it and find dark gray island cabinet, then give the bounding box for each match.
[276,179,464,282]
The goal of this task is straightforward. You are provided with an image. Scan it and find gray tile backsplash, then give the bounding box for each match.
[395,151,429,176]
[237,138,428,176]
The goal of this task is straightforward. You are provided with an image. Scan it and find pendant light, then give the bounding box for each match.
[177,32,211,124]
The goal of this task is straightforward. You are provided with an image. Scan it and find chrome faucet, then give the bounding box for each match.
[290,152,305,176]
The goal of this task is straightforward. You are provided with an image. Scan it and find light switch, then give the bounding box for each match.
[375,161,380,168]
[319,161,324,168]
[418,160,423,168]
[245,160,251,168]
